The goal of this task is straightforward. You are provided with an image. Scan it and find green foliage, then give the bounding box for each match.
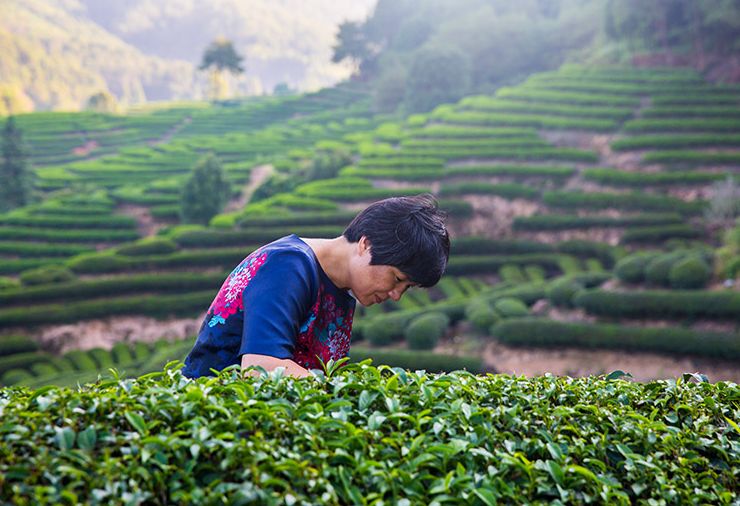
[547,278,585,308]
[404,47,471,113]
[614,253,659,284]
[1,363,738,503]
[492,318,740,359]
[0,117,32,211]
[464,299,499,332]
[19,265,76,287]
[86,91,118,113]
[492,298,529,318]
[669,256,713,289]
[116,237,179,257]
[704,176,740,226]
[198,39,244,74]
[574,289,740,320]
[644,252,685,287]
[180,154,230,225]
[404,312,450,350]
[0,277,20,291]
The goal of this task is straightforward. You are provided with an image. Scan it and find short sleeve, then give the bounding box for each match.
[238,249,317,359]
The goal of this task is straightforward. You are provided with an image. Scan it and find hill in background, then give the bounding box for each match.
[0,0,375,113]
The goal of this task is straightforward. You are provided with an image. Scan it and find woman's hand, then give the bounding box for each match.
[240,353,313,378]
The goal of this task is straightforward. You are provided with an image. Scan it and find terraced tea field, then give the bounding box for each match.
[0,66,738,389]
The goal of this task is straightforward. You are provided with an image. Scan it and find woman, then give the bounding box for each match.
[182,194,450,379]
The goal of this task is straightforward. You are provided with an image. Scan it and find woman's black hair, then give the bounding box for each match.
[343,194,450,287]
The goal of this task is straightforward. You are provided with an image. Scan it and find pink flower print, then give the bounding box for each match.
[208,252,267,326]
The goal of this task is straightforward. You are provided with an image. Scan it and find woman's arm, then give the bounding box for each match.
[241,353,313,378]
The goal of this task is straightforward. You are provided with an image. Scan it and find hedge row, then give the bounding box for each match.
[0,290,214,328]
[348,347,484,373]
[446,254,570,275]
[0,214,136,229]
[623,118,740,132]
[491,318,740,359]
[641,106,740,118]
[496,87,641,106]
[66,248,253,274]
[620,225,703,244]
[542,191,704,214]
[583,168,725,186]
[173,226,344,248]
[459,97,634,119]
[642,151,740,166]
[512,213,683,230]
[0,241,94,257]
[611,133,740,151]
[0,272,226,307]
[414,125,538,138]
[436,110,618,131]
[574,289,740,320]
[438,182,539,199]
[0,227,139,243]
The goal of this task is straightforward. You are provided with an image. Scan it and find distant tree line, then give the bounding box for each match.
[333,0,739,114]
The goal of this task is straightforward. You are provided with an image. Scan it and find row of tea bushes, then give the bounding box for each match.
[458,95,634,120]
[491,318,740,359]
[512,213,683,231]
[642,151,740,166]
[582,168,726,187]
[573,289,740,321]
[611,133,740,151]
[541,190,705,214]
[4,360,736,504]
[614,250,714,288]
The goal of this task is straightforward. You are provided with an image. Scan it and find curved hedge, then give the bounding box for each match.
[574,289,740,320]
[491,318,740,359]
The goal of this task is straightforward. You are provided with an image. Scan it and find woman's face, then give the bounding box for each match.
[349,236,416,307]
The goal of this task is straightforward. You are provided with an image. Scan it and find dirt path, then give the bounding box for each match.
[117,203,168,238]
[224,164,273,213]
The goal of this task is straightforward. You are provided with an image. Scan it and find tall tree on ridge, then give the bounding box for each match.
[199,38,245,101]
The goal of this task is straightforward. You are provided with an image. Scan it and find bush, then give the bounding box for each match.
[363,312,415,347]
[614,253,658,284]
[19,265,76,287]
[116,237,179,257]
[404,312,450,350]
[464,299,500,333]
[669,256,712,289]
[644,252,683,287]
[492,298,529,318]
[491,318,740,359]
[64,350,98,372]
[0,335,39,356]
[0,276,20,290]
[547,278,584,308]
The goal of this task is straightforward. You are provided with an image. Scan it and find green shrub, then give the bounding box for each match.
[116,237,179,256]
[669,256,712,289]
[0,277,20,290]
[19,265,76,287]
[348,347,483,373]
[491,318,740,359]
[89,348,114,370]
[363,312,414,347]
[0,368,33,385]
[464,299,499,332]
[574,289,739,320]
[547,278,584,308]
[64,350,98,372]
[614,253,657,284]
[0,336,39,356]
[644,252,684,286]
[112,342,134,366]
[493,298,529,318]
[404,312,450,350]
[30,363,60,377]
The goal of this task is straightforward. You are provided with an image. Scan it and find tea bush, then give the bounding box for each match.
[116,238,179,257]
[404,312,450,350]
[464,299,500,332]
[614,253,659,284]
[669,256,712,289]
[19,265,76,287]
[492,318,740,359]
[547,278,585,308]
[0,362,737,504]
[492,298,529,318]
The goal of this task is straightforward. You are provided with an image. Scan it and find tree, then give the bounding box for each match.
[180,154,230,225]
[86,91,119,113]
[331,21,377,76]
[199,39,245,100]
[403,47,471,113]
[0,116,32,212]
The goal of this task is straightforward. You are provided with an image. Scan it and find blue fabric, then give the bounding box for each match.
[182,234,355,378]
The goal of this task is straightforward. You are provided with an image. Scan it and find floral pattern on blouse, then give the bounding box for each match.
[294,284,354,370]
[207,251,268,327]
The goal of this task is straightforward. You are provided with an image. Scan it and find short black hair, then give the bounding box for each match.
[343,194,450,287]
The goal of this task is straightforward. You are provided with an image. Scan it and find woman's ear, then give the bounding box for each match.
[358,235,371,256]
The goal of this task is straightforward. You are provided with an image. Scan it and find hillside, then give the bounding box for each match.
[0,0,374,113]
[0,62,738,389]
